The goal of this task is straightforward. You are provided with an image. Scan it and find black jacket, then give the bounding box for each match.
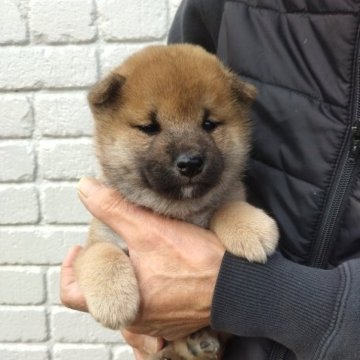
[169,1,360,359]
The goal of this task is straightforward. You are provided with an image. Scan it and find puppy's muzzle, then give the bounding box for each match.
[176,153,204,178]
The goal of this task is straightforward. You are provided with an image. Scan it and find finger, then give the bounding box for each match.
[133,349,147,360]
[77,177,164,249]
[60,245,83,285]
[62,245,83,267]
[122,329,164,354]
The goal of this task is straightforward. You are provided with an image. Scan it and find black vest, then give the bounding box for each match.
[217,0,360,270]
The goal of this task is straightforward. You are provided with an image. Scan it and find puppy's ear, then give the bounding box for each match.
[88,73,126,110]
[230,73,257,107]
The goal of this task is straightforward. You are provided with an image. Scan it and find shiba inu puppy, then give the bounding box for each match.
[75,44,278,360]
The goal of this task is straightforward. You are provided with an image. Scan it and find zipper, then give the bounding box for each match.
[310,126,360,268]
[270,20,360,360]
[351,122,360,155]
[310,21,360,268]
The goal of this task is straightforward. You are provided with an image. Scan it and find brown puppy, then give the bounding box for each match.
[75,44,278,360]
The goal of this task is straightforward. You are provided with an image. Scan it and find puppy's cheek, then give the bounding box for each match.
[202,149,225,184]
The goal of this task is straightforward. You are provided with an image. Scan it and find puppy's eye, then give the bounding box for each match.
[134,111,161,135]
[202,119,220,133]
[135,122,161,135]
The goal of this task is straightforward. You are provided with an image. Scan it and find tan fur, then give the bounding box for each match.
[75,241,139,328]
[75,44,279,360]
[210,201,278,263]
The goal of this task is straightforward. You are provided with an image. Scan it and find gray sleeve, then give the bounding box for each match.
[211,252,360,360]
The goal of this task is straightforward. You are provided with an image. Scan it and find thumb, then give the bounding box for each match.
[77,177,162,249]
[122,329,164,354]
[61,245,83,269]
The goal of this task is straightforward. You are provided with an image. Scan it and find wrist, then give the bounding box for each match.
[197,248,225,327]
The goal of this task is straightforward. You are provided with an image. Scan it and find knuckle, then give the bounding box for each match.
[90,187,122,218]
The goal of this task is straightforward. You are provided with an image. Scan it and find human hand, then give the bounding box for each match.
[61,176,225,357]
[76,177,225,341]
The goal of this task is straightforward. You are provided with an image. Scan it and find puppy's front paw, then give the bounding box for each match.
[229,213,278,263]
[76,243,140,329]
[87,275,140,330]
[211,201,279,263]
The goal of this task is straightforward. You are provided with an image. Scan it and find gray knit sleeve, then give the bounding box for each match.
[211,252,360,360]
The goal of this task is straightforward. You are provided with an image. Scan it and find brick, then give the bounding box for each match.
[0,307,47,341]
[100,44,147,75]
[52,307,121,343]
[39,139,97,180]
[0,95,33,138]
[0,142,35,182]
[0,267,44,305]
[0,186,39,224]
[30,0,95,44]
[113,346,135,360]
[0,345,49,360]
[47,267,60,304]
[98,0,167,41]
[53,344,110,360]
[0,47,97,90]
[42,184,90,224]
[0,0,27,44]
[0,228,87,265]
[35,92,93,137]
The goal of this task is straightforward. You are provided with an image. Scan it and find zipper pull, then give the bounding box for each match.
[351,122,360,155]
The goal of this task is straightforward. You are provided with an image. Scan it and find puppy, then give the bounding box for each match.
[75,44,278,360]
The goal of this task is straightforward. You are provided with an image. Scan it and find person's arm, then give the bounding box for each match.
[212,251,360,360]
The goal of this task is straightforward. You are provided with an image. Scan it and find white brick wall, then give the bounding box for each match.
[0,95,34,138]
[0,142,35,182]
[0,0,182,359]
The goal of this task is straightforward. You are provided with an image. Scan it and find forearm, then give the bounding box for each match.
[211,252,360,360]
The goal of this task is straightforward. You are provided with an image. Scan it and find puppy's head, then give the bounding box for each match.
[88,44,256,210]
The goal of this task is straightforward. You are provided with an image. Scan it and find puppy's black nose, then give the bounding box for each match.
[176,153,204,177]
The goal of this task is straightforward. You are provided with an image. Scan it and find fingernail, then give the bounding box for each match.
[77,177,101,198]
[144,336,160,354]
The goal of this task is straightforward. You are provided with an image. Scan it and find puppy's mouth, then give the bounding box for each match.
[179,181,213,199]
[141,170,217,201]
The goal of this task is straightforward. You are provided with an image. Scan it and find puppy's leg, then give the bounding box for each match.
[181,328,220,360]
[210,201,278,263]
[150,328,220,360]
[75,233,140,329]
